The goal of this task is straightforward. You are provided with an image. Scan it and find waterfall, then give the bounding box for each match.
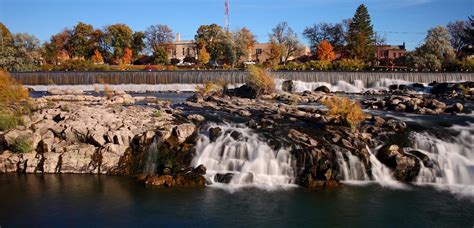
[336,147,404,188]
[336,151,370,182]
[144,137,159,175]
[367,146,405,188]
[411,125,474,186]
[192,124,296,189]
[407,123,474,197]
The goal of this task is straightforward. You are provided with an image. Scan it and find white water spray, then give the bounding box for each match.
[192,124,296,189]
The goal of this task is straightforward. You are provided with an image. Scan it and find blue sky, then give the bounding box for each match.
[0,0,472,50]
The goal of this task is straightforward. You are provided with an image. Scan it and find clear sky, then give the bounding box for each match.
[0,0,472,50]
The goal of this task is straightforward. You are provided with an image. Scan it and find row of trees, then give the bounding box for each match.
[0,4,472,72]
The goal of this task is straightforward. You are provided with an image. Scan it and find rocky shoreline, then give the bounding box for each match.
[0,81,472,188]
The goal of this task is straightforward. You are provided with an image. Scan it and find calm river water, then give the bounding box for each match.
[0,174,473,227]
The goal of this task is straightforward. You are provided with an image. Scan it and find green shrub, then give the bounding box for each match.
[60,104,70,112]
[153,110,162,117]
[0,112,19,131]
[284,62,304,70]
[333,59,365,71]
[460,58,474,71]
[305,60,332,71]
[247,65,275,95]
[12,135,33,153]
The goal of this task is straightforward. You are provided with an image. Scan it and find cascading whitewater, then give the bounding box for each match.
[144,137,159,175]
[336,147,403,188]
[410,125,474,186]
[275,79,366,93]
[27,78,419,93]
[336,150,370,181]
[191,124,295,187]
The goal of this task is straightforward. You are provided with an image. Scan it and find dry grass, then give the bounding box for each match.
[98,79,113,99]
[0,70,29,104]
[0,70,30,131]
[321,96,365,127]
[246,65,275,96]
[196,80,224,95]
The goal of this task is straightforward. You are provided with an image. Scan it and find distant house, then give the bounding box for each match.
[246,43,311,63]
[375,43,407,60]
[169,33,198,61]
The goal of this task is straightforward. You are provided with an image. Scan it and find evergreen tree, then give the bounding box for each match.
[347,4,375,61]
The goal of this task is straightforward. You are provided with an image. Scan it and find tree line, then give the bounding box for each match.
[0,4,472,72]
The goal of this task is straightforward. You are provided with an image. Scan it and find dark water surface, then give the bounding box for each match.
[0,174,472,227]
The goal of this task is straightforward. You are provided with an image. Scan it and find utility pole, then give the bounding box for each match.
[225,0,229,32]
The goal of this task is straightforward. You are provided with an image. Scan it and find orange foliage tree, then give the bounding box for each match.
[91,50,104,64]
[121,48,133,65]
[317,40,336,61]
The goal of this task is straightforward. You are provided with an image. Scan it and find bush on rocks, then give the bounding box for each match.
[321,96,365,127]
[12,135,33,153]
[246,65,275,96]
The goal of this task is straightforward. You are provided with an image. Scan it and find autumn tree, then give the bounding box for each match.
[267,38,282,66]
[195,24,225,62]
[145,25,174,54]
[303,22,347,53]
[0,23,41,71]
[233,27,256,63]
[131,31,145,60]
[103,24,133,62]
[447,20,467,52]
[92,49,104,64]
[42,29,72,64]
[317,40,336,61]
[198,46,210,65]
[69,22,94,59]
[347,4,375,61]
[411,26,455,70]
[462,16,474,56]
[153,46,169,65]
[269,22,303,64]
[120,48,133,65]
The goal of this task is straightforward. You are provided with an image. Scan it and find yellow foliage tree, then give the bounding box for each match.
[198,46,210,65]
[317,40,336,61]
[267,39,282,66]
[91,49,104,64]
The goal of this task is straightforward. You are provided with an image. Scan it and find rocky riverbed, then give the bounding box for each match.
[1,81,473,189]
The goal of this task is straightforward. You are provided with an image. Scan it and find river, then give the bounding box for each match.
[0,174,473,227]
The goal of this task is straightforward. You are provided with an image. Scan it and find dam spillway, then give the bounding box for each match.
[11,71,474,87]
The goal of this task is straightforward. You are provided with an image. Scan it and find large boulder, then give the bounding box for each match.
[376,144,420,182]
[145,175,176,187]
[225,85,258,99]
[172,123,196,144]
[209,127,222,142]
[315,86,330,93]
[60,144,97,173]
[214,173,234,184]
[282,80,295,93]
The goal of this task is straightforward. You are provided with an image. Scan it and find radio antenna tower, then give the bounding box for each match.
[225,0,229,32]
